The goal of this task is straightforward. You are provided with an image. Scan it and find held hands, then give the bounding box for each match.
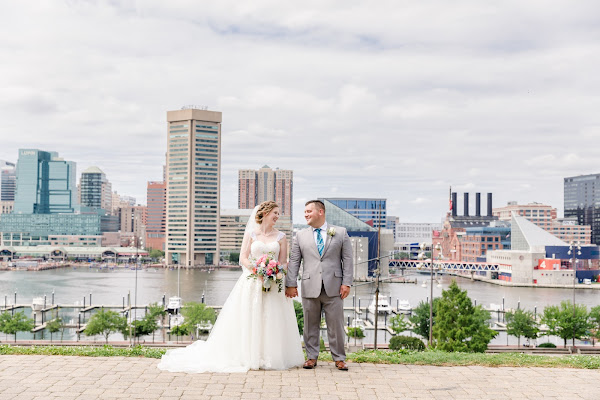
[340,285,350,300]
[285,287,298,298]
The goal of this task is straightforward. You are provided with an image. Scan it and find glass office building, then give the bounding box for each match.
[1,214,101,246]
[80,166,112,212]
[0,149,104,246]
[0,161,16,201]
[564,174,600,245]
[13,149,77,214]
[324,198,387,228]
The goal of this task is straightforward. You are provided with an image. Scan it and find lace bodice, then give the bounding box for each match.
[250,231,285,261]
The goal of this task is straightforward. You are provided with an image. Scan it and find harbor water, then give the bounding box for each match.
[0,267,598,346]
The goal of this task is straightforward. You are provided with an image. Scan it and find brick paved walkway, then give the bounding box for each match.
[0,355,597,399]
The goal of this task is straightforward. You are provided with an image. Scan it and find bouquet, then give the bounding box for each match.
[247,252,286,292]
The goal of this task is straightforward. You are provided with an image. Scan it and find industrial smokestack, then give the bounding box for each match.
[464,193,469,217]
[487,193,493,217]
[475,193,481,217]
[451,192,457,217]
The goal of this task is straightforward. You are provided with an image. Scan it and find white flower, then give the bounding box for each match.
[327,227,336,237]
[276,272,283,280]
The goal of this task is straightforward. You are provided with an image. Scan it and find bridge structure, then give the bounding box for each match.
[388,259,502,272]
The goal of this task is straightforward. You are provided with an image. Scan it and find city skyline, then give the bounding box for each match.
[2,2,600,224]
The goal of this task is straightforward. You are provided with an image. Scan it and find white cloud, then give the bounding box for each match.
[1,1,600,222]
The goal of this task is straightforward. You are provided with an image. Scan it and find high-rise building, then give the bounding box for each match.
[238,170,257,210]
[146,181,166,251]
[0,161,16,202]
[119,205,147,240]
[564,174,600,245]
[238,165,293,218]
[219,209,293,259]
[324,198,387,228]
[80,166,112,212]
[165,108,222,266]
[13,149,78,214]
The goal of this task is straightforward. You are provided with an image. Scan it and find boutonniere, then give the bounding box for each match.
[327,227,336,237]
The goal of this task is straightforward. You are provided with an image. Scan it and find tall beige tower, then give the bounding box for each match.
[238,165,293,219]
[165,108,222,266]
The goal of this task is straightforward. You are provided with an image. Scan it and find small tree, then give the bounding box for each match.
[293,301,304,334]
[544,301,590,348]
[228,252,240,263]
[84,309,127,343]
[147,303,167,343]
[181,302,216,328]
[433,280,497,352]
[389,314,411,334]
[46,317,63,343]
[0,312,34,342]
[347,327,365,338]
[589,305,600,345]
[149,249,165,259]
[409,298,440,340]
[170,324,189,343]
[506,309,539,348]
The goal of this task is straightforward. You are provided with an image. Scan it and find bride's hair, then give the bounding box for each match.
[255,201,279,224]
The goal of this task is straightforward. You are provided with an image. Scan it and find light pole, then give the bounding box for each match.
[419,242,442,347]
[568,241,581,348]
[133,235,143,344]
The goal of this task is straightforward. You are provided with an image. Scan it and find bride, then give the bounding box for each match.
[158,201,305,373]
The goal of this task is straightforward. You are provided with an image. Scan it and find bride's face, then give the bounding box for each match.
[264,207,280,226]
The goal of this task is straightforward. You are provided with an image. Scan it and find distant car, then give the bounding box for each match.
[583,278,592,285]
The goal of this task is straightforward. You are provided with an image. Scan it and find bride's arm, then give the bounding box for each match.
[278,235,288,269]
[239,231,253,270]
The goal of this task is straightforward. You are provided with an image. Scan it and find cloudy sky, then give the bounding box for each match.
[1,1,599,224]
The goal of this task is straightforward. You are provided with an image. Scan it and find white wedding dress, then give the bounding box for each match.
[157,232,305,373]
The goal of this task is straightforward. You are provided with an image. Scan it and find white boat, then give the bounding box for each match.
[167,296,182,314]
[32,297,44,311]
[170,313,185,327]
[397,300,412,313]
[196,321,213,335]
[368,294,392,314]
[350,318,366,329]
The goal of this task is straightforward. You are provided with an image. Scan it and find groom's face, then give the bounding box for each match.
[305,203,325,228]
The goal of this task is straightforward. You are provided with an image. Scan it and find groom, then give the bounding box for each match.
[286,200,353,371]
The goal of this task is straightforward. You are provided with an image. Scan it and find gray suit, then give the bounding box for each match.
[287,225,353,361]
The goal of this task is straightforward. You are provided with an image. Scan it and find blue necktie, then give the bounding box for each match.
[316,228,324,256]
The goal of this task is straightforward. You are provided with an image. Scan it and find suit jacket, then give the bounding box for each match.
[286,225,353,298]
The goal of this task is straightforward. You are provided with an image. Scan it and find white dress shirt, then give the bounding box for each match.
[312,222,328,249]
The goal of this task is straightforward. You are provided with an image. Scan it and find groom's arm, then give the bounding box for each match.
[286,233,302,288]
[341,229,354,287]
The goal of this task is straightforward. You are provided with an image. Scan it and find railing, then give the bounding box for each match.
[389,259,501,271]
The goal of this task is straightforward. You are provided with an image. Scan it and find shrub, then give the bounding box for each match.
[389,335,426,351]
[347,327,365,339]
[293,301,303,334]
[538,342,557,348]
[320,337,326,352]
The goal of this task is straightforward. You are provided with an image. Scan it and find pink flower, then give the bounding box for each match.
[267,268,273,276]
[276,272,283,280]
[268,260,277,268]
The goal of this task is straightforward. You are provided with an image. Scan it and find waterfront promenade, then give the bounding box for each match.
[0,355,597,399]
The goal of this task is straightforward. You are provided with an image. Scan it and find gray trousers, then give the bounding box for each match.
[302,284,346,361]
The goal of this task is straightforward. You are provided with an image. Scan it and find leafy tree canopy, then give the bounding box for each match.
[433,280,497,352]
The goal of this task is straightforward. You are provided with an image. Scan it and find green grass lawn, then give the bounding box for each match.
[2,345,600,369]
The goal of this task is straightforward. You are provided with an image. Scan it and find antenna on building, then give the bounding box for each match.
[181,105,209,110]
